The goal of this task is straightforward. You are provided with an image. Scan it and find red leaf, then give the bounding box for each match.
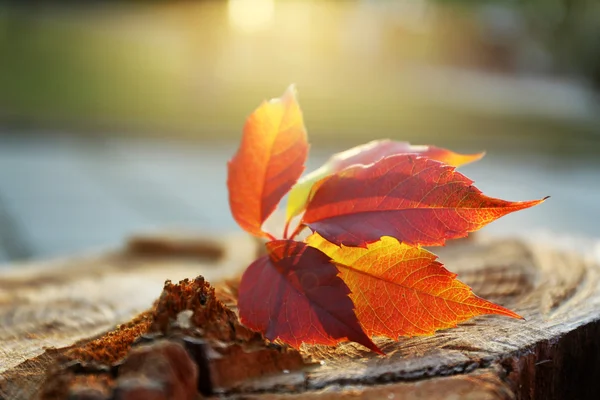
[227,85,308,238]
[285,139,483,222]
[302,154,546,247]
[307,233,521,338]
[238,240,382,353]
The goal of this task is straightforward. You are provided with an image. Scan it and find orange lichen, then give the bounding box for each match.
[59,276,260,368]
[64,312,153,365]
[41,275,304,399]
[151,276,260,343]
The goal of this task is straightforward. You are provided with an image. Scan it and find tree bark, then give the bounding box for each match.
[1,233,599,399]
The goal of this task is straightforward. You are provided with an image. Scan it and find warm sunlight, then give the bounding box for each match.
[228,0,275,33]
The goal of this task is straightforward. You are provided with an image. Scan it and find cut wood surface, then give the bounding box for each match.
[1,232,600,400]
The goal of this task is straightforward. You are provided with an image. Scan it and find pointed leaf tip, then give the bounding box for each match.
[302,154,547,247]
[285,83,297,97]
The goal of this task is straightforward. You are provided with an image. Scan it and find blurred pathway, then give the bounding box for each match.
[0,133,598,263]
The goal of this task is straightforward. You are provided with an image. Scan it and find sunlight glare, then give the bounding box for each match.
[228,0,275,33]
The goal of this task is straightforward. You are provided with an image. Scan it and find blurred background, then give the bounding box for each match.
[0,0,599,263]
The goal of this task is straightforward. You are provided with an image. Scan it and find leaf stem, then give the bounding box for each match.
[290,223,307,240]
[266,232,277,242]
[283,219,291,240]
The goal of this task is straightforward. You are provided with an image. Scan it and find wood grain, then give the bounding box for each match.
[1,233,600,399]
[0,232,257,400]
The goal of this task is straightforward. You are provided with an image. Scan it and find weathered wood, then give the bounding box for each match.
[1,233,600,399]
[237,366,514,400]
[0,232,258,400]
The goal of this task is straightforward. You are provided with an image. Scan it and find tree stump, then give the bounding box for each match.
[1,232,599,399]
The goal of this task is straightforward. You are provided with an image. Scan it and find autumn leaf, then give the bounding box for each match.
[237,240,382,353]
[227,85,308,239]
[307,233,521,338]
[228,86,546,353]
[302,154,547,247]
[285,140,483,223]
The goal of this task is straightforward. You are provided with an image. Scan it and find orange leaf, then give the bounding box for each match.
[227,85,308,238]
[306,233,521,338]
[238,240,382,353]
[303,154,547,247]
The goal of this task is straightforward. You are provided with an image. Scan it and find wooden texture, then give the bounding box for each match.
[0,232,258,400]
[1,233,600,399]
